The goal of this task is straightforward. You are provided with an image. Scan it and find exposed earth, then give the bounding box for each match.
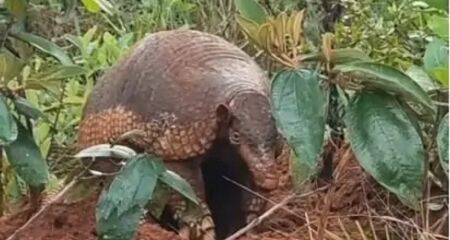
[0,142,448,240]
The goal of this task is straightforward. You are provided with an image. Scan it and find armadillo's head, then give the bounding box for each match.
[217,91,283,191]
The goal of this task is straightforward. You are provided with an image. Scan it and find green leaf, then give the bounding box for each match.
[405,65,440,92]
[430,67,449,86]
[4,118,49,187]
[28,65,88,82]
[5,0,27,20]
[234,0,268,25]
[427,15,448,40]
[423,38,448,74]
[14,97,43,120]
[424,0,448,11]
[0,96,18,145]
[159,169,199,205]
[12,31,73,65]
[270,69,326,188]
[437,113,448,176]
[96,154,162,240]
[74,144,137,159]
[300,48,372,64]
[334,61,436,117]
[0,48,25,82]
[344,91,425,209]
[81,0,114,15]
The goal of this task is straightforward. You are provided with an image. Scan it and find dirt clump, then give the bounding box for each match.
[0,189,182,240]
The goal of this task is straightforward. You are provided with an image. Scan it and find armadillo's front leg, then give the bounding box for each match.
[241,192,266,224]
[164,160,216,240]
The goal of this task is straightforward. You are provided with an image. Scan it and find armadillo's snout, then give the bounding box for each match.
[241,145,280,191]
[252,162,279,191]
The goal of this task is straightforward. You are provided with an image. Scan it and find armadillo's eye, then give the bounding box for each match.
[230,131,240,144]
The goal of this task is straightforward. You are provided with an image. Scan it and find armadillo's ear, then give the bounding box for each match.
[216,103,232,126]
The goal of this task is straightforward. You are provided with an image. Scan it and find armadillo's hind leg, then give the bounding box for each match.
[163,160,216,240]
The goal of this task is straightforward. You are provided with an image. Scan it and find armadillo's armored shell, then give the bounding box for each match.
[77,29,269,162]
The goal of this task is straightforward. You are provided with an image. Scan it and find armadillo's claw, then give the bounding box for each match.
[178,215,216,240]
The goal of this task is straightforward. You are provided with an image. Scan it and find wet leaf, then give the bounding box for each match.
[437,113,448,176]
[14,96,43,120]
[4,118,49,187]
[96,154,163,240]
[345,91,425,209]
[159,169,199,205]
[12,31,73,65]
[270,69,326,188]
[335,61,436,117]
[234,0,268,25]
[0,96,18,145]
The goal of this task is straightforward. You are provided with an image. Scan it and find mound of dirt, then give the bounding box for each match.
[0,188,182,240]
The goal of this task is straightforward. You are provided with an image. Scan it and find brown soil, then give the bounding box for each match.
[0,143,448,240]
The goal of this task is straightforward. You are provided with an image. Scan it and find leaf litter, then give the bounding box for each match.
[0,141,447,240]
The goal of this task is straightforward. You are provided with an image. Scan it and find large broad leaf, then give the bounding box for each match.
[437,113,449,177]
[4,118,49,187]
[234,0,268,25]
[12,32,73,65]
[0,96,18,145]
[96,154,163,240]
[159,169,199,205]
[270,69,326,189]
[344,91,425,209]
[334,61,436,117]
[423,38,449,86]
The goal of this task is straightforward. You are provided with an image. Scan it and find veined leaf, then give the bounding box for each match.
[12,31,73,65]
[234,0,268,25]
[4,118,49,187]
[437,113,449,177]
[0,96,18,145]
[345,91,425,209]
[424,0,448,12]
[96,154,163,240]
[334,61,436,117]
[270,69,326,189]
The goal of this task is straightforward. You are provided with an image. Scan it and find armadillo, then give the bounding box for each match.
[77,29,283,240]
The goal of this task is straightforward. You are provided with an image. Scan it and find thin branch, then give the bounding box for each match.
[224,186,329,240]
